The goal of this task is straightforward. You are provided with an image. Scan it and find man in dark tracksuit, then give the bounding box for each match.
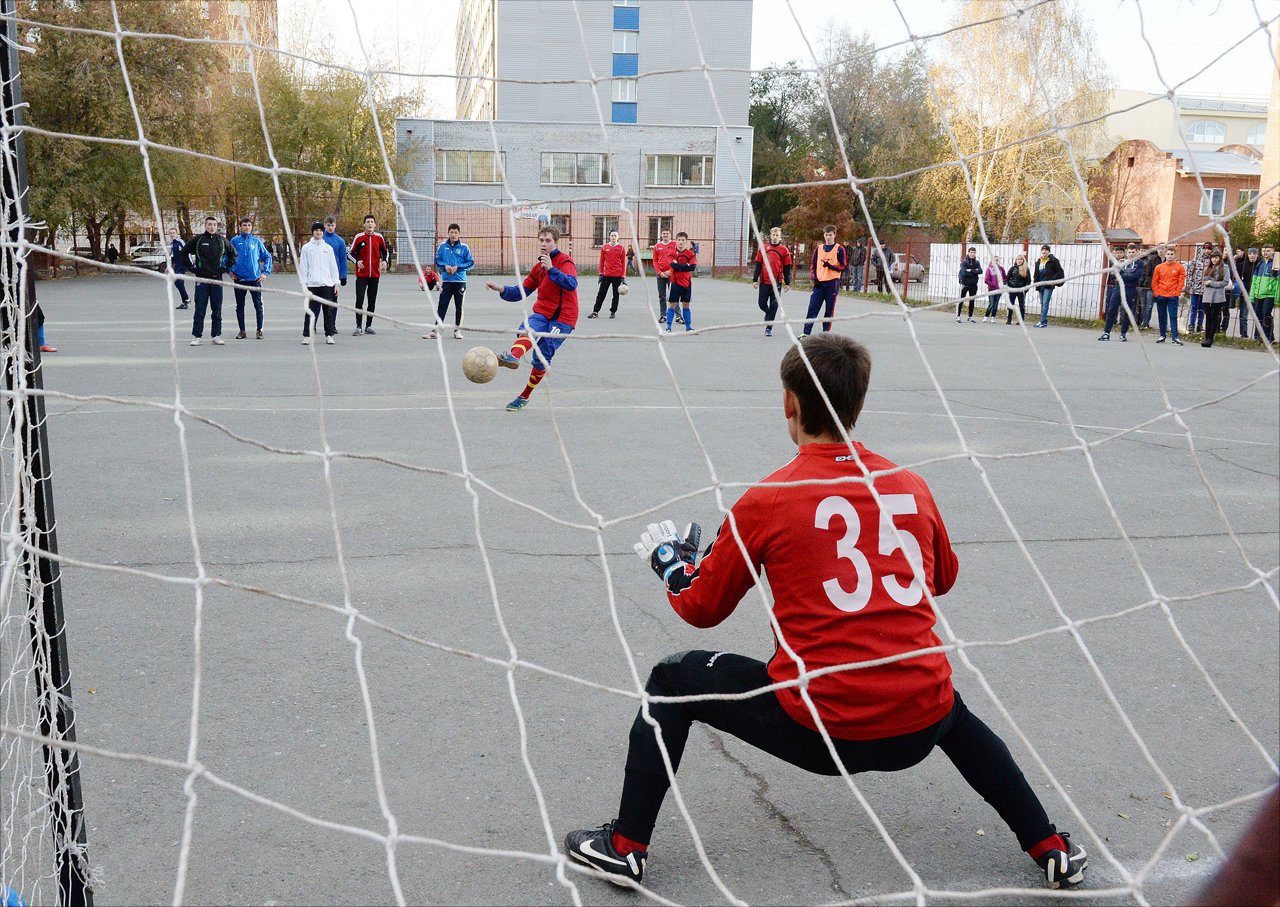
[168,226,191,308]
[181,216,236,346]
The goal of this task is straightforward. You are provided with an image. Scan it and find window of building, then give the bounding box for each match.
[435,149,504,183]
[612,78,637,102]
[1247,122,1266,146]
[611,102,637,124]
[200,0,210,18]
[540,152,611,185]
[614,0,639,6]
[645,154,715,187]
[647,216,674,246]
[1239,188,1260,212]
[612,31,638,53]
[1185,120,1226,144]
[1199,187,1226,217]
[549,214,570,236]
[593,215,619,247]
[231,0,250,16]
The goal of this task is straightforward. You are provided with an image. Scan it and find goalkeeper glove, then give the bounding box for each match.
[634,520,702,589]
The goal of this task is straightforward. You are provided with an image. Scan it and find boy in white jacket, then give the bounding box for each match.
[299,221,340,344]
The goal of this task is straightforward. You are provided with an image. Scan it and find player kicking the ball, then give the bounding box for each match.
[485,225,579,412]
[563,333,1088,891]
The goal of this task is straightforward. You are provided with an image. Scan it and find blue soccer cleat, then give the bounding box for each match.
[505,396,528,412]
[497,351,520,369]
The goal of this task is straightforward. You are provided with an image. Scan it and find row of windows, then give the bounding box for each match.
[1185,119,1266,146]
[433,151,715,187]
[541,214,674,249]
[1200,187,1260,217]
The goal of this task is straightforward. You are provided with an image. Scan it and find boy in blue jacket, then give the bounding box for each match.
[230,218,273,339]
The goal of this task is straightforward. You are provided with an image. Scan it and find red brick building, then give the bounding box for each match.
[1089,139,1261,244]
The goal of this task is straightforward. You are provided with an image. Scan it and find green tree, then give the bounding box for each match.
[749,63,818,236]
[226,57,425,245]
[761,31,941,244]
[19,0,222,257]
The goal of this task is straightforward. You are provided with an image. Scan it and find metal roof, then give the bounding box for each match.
[1177,97,1267,114]
[1168,149,1263,177]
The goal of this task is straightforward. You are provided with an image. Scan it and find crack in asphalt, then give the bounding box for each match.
[703,730,852,901]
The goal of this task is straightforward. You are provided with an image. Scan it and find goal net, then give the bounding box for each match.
[1,0,1277,904]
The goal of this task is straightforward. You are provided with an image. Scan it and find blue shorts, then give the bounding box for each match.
[519,312,573,369]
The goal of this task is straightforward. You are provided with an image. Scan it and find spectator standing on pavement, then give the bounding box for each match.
[982,255,1006,322]
[168,226,191,309]
[229,217,272,340]
[957,247,982,322]
[181,216,236,347]
[1032,244,1065,328]
[349,214,391,336]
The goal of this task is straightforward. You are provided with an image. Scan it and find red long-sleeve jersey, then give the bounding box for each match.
[666,441,958,740]
[520,250,579,326]
[669,247,697,288]
[754,242,793,286]
[349,231,389,278]
[652,240,677,276]
[599,243,626,278]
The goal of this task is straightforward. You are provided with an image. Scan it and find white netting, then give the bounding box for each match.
[0,0,1277,904]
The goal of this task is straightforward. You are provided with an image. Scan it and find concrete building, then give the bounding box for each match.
[1101,89,1268,158]
[1255,29,1280,229]
[454,0,750,125]
[1089,139,1261,245]
[395,118,753,274]
[400,0,755,274]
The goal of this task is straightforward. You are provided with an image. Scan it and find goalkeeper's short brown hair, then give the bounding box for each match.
[780,334,872,437]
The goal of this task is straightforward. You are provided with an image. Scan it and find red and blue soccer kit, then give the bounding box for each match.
[498,249,579,399]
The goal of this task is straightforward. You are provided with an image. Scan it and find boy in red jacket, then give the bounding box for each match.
[564,333,1087,892]
[348,214,390,335]
[651,228,677,324]
[591,230,627,319]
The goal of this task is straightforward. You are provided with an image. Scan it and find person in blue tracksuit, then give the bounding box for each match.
[229,218,273,339]
[322,215,349,320]
[428,223,475,339]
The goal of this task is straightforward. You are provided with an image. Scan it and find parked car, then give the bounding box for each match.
[128,244,167,271]
[69,246,98,261]
[890,254,926,283]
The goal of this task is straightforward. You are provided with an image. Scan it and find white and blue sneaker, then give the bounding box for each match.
[497,351,520,369]
[564,822,645,886]
[505,396,528,412]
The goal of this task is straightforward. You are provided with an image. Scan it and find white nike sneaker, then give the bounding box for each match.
[564,822,645,887]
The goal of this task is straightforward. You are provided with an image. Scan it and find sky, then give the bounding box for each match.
[278,0,1278,117]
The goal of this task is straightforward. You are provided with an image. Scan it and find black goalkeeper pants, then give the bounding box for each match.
[615,650,1055,851]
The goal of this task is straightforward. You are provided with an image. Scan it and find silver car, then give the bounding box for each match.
[129,244,168,271]
[890,254,926,283]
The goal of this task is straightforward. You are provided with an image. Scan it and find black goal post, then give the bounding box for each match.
[0,1,93,904]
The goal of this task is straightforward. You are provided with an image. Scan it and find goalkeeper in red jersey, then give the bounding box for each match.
[485,225,578,412]
[564,333,1088,891]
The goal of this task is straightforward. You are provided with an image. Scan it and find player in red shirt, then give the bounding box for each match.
[664,231,696,333]
[650,228,679,325]
[564,334,1088,891]
[591,230,627,319]
[484,225,578,412]
[752,226,793,337]
[348,214,390,335]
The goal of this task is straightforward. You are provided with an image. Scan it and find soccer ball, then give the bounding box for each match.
[619,282,629,295]
[462,346,499,384]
